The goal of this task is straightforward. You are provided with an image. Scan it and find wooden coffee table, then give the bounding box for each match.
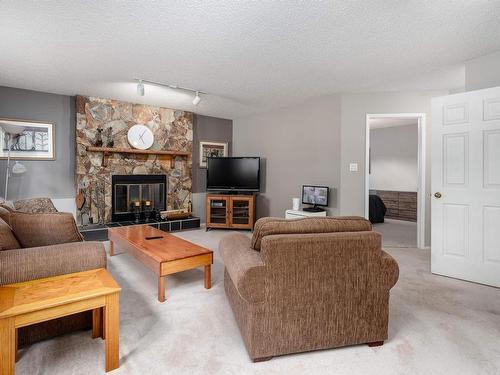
[108,225,213,302]
[0,269,121,374]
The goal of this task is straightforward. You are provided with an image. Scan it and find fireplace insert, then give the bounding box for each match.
[111,175,166,222]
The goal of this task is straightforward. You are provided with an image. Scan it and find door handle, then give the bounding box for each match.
[434,192,442,198]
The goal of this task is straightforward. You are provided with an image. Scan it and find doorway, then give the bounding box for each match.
[365,113,426,249]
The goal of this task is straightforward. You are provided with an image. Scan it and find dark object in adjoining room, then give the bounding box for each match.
[94,127,103,147]
[106,126,114,147]
[369,194,386,223]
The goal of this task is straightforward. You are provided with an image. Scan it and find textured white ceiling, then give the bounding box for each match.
[1,1,499,119]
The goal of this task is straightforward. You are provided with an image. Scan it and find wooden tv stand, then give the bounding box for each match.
[206,193,256,231]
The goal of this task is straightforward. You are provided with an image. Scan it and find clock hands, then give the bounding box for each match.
[138,129,147,144]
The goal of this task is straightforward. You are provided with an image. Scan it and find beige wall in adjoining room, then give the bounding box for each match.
[233,94,342,218]
[340,91,448,246]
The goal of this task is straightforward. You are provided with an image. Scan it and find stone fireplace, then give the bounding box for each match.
[75,96,193,224]
[112,174,166,222]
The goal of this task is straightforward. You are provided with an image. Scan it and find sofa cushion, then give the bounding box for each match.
[10,212,83,248]
[14,198,58,214]
[251,216,372,250]
[0,218,21,251]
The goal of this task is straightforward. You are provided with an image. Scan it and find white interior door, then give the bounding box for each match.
[432,86,500,287]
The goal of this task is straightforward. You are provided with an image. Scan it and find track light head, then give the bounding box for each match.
[137,80,145,96]
[192,91,201,106]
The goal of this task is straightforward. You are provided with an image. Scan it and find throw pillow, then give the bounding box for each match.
[0,218,21,251]
[10,212,83,248]
[0,206,12,226]
[13,198,58,214]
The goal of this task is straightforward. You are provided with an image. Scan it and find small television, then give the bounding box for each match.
[302,185,329,212]
[207,157,260,192]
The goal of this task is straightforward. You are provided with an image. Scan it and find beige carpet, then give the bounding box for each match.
[16,228,500,375]
[373,219,417,248]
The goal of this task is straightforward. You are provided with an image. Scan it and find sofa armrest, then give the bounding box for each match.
[380,250,399,289]
[219,233,266,303]
[0,241,106,285]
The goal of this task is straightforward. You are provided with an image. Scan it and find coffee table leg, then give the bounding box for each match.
[92,307,103,339]
[105,293,119,372]
[204,265,211,289]
[109,240,114,256]
[158,276,166,302]
[0,317,15,375]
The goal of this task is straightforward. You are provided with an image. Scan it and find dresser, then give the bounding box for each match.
[374,190,417,222]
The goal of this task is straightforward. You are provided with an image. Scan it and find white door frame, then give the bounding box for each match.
[365,113,426,249]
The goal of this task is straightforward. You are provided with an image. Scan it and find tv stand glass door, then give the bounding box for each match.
[230,196,254,228]
[207,196,229,228]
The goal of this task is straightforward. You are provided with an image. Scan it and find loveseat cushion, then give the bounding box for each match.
[0,218,21,251]
[251,216,372,250]
[10,212,83,248]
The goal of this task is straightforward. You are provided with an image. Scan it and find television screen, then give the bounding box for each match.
[207,157,260,192]
[302,185,329,206]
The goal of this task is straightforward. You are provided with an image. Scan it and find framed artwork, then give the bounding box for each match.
[199,141,228,168]
[0,118,55,160]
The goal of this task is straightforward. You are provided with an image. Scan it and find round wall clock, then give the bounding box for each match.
[127,124,154,150]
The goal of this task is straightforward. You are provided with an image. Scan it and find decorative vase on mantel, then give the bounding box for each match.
[94,128,103,147]
[106,126,114,148]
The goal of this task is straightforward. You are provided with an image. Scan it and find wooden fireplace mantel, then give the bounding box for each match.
[86,146,190,167]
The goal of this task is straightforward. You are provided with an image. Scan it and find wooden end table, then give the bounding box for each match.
[108,225,213,302]
[0,269,121,374]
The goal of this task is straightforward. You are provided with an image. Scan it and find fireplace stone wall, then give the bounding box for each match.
[75,96,193,224]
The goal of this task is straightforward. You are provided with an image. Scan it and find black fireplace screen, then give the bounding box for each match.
[111,175,166,222]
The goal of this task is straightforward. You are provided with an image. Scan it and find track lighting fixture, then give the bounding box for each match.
[192,91,201,106]
[137,80,145,96]
[134,78,206,105]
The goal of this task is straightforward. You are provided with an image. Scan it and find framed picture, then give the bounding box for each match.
[0,118,55,160]
[199,141,228,168]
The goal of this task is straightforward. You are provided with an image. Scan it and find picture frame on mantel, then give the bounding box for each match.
[199,141,228,168]
[0,118,55,160]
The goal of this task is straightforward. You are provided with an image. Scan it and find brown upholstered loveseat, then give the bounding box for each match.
[0,202,106,347]
[219,216,399,361]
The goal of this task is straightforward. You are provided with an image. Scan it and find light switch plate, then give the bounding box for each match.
[349,163,358,172]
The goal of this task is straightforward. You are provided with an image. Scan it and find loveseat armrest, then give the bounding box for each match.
[219,233,266,303]
[0,241,106,285]
[380,250,399,289]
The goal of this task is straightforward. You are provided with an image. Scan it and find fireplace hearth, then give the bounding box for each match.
[112,175,166,222]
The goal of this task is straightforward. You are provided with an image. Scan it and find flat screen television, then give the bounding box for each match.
[302,185,329,211]
[206,157,260,192]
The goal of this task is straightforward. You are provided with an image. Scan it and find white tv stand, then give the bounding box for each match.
[285,209,327,219]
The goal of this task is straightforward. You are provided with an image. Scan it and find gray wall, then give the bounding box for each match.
[0,86,76,200]
[191,114,233,222]
[0,86,232,224]
[465,50,500,91]
[233,95,342,218]
[233,91,447,246]
[340,91,447,246]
